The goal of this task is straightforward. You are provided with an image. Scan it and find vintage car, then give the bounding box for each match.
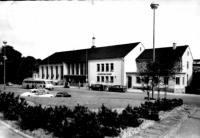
[90,84,104,91]
[55,92,71,97]
[108,85,127,92]
[20,89,54,97]
[6,82,13,86]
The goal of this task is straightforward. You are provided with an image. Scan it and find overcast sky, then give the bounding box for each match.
[0,0,200,60]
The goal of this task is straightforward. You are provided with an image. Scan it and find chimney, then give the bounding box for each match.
[173,43,176,50]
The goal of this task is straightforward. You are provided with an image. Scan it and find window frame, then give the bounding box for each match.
[176,77,180,85]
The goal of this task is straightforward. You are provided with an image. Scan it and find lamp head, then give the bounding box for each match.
[150,2,159,9]
[3,41,7,45]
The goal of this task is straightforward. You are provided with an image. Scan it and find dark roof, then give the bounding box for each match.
[41,42,140,64]
[136,45,188,61]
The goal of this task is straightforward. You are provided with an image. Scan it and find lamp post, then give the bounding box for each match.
[150,2,159,99]
[3,41,7,90]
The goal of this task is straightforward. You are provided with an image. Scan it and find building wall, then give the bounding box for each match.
[88,58,123,86]
[39,64,63,81]
[124,43,145,86]
[181,47,193,86]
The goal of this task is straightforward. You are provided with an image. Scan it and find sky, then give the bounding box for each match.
[0,0,200,60]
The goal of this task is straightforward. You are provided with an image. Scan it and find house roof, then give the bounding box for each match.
[41,42,140,64]
[136,45,188,61]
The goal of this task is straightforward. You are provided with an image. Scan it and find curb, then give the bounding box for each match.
[0,120,33,138]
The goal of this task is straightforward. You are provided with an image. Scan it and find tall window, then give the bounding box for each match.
[76,63,79,75]
[42,67,44,79]
[183,77,185,85]
[187,51,189,56]
[101,76,104,82]
[61,66,63,79]
[110,76,114,83]
[164,77,168,85]
[46,66,48,79]
[101,64,104,72]
[97,64,100,72]
[72,64,74,75]
[176,77,180,85]
[51,66,53,79]
[56,66,58,79]
[80,63,83,75]
[97,76,100,82]
[106,76,109,83]
[106,63,109,72]
[110,63,114,72]
[68,64,70,75]
[187,61,189,69]
[136,77,141,84]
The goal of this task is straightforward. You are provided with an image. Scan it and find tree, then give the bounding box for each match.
[137,55,182,100]
[0,46,22,84]
[17,56,40,84]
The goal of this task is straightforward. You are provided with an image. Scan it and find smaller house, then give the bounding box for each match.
[32,72,39,79]
[127,43,193,93]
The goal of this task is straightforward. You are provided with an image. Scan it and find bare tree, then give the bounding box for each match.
[137,55,182,100]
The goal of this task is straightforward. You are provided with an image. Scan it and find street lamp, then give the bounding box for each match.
[3,41,7,90]
[150,2,159,99]
[150,2,159,62]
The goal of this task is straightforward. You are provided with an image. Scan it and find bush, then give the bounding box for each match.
[0,92,184,138]
[118,105,143,128]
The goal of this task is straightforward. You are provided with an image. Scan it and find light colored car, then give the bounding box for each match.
[20,89,54,97]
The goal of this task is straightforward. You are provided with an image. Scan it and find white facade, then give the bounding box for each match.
[88,43,145,86]
[128,46,193,93]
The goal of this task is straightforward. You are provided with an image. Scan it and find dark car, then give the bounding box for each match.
[90,84,104,91]
[6,82,13,86]
[55,92,71,97]
[108,85,127,92]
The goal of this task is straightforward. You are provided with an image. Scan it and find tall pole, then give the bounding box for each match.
[3,41,7,90]
[150,2,159,99]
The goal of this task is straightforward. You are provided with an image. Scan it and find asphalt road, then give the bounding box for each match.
[1,85,200,108]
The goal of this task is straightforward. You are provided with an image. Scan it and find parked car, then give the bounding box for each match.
[90,84,104,91]
[55,92,71,97]
[108,85,127,92]
[6,82,13,86]
[20,89,54,97]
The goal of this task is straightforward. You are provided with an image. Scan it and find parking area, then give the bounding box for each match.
[0,85,145,109]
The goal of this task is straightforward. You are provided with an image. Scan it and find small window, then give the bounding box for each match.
[136,77,141,84]
[101,64,104,72]
[183,77,184,85]
[110,76,114,83]
[101,76,104,82]
[187,51,189,56]
[140,47,142,51]
[176,77,180,85]
[106,76,109,83]
[187,61,189,69]
[97,64,100,72]
[164,77,168,85]
[97,76,100,82]
[106,63,109,72]
[110,63,114,72]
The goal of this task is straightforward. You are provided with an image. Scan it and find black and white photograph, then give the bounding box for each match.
[0,0,200,138]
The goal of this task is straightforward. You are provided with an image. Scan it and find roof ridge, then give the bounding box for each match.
[145,45,188,50]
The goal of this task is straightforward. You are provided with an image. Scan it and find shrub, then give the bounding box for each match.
[118,105,143,128]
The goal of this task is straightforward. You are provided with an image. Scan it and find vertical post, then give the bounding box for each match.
[150,2,159,99]
[3,41,7,90]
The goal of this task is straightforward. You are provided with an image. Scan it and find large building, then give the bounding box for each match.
[39,42,145,87]
[127,43,193,93]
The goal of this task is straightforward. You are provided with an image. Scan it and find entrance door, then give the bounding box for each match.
[128,76,132,88]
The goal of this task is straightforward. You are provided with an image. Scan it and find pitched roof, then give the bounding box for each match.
[136,45,188,61]
[41,42,140,64]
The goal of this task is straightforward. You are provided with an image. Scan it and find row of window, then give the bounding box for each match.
[41,66,63,80]
[97,76,114,83]
[97,63,114,72]
[136,76,185,85]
